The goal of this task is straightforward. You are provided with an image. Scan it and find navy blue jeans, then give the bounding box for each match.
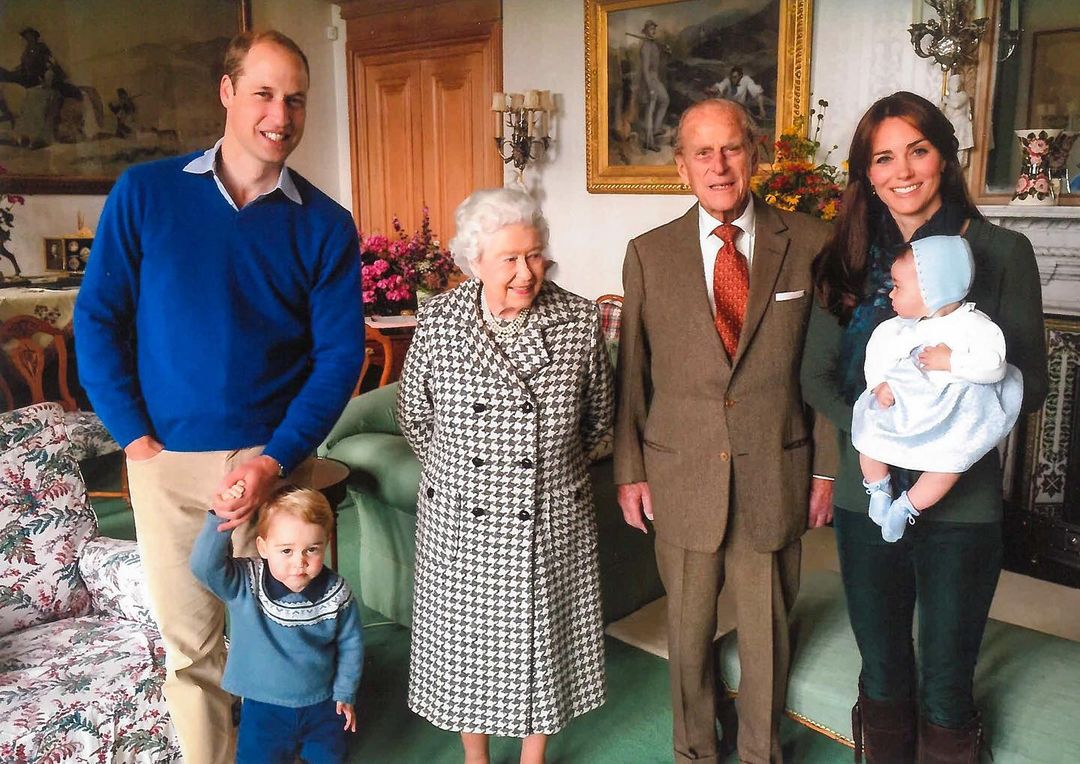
[834,507,1002,727]
[236,698,347,764]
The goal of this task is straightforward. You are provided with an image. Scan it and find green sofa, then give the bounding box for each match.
[319,381,664,626]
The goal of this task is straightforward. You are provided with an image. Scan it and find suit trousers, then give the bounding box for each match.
[127,446,267,764]
[656,504,801,764]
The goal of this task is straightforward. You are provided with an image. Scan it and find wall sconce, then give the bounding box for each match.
[909,0,989,93]
[996,0,1021,62]
[493,90,553,183]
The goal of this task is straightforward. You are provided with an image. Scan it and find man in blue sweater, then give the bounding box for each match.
[74,30,363,764]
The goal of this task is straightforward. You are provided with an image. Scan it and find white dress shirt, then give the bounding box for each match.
[182,137,302,210]
[698,198,756,316]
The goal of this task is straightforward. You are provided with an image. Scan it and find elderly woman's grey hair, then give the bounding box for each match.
[449,187,550,275]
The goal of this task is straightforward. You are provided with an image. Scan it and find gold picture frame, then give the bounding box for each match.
[585,0,813,194]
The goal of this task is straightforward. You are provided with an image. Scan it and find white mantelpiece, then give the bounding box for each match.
[979,206,1080,316]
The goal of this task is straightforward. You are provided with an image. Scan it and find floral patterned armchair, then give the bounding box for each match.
[0,402,179,763]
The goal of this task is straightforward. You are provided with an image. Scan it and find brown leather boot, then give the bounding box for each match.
[852,687,917,763]
[917,715,987,764]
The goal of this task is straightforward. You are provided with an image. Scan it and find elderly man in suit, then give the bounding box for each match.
[614,98,835,764]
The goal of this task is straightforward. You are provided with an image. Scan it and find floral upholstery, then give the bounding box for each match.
[64,409,121,462]
[0,402,179,763]
[0,402,95,637]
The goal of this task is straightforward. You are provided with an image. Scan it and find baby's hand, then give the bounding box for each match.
[918,343,952,371]
[873,382,895,407]
[337,701,356,732]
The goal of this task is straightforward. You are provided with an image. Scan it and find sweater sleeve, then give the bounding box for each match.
[993,233,1048,413]
[73,170,154,448]
[950,316,1007,384]
[332,597,365,705]
[800,300,855,433]
[262,219,365,472]
[189,513,245,601]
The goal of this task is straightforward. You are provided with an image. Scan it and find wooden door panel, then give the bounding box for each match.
[360,60,422,234]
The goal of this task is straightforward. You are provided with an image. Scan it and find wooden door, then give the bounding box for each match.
[343,0,502,242]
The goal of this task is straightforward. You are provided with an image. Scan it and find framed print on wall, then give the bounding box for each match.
[0,0,251,195]
[585,0,813,194]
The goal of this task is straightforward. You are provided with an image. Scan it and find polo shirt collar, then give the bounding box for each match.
[183,137,302,208]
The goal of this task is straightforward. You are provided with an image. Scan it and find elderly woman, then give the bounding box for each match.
[398,187,613,764]
[801,92,1047,762]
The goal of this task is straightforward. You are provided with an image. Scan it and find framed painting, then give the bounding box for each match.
[0,0,251,194]
[585,0,813,194]
[1026,27,1080,128]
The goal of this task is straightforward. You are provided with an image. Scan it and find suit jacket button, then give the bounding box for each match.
[518,510,532,521]
[472,457,484,467]
[522,402,533,413]
[720,451,730,461]
[473,402,487,413]
[426,487,435,498]
[520,458,534,469]
[472,508,486,517]
[725,398,736,408]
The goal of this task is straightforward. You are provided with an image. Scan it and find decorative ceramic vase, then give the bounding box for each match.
[1048,131,1078,197]
[1011,129,1060,206]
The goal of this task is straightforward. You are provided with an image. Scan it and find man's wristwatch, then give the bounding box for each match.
[267,456,287,478]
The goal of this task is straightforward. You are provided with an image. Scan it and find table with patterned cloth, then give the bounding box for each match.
[0,285,80,333]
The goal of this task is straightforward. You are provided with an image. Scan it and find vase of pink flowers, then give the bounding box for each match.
[1011,128,1060,206]
[359,208,458,316]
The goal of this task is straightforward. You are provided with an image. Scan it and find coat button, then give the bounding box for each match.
[472,508,487,517]
[426,487,435,498]
[720,451,730,461]
[574,487,584,500]
[518,510,532,521]
[472,457,484,467]
[520,458,534,469]
[522,402,533,413]
[473,402,487,413]
[724,398,736,408]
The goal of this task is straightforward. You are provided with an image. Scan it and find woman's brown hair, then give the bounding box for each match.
[811,91,981,322]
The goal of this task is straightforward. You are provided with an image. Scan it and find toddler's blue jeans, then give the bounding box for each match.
[237,698,347,763]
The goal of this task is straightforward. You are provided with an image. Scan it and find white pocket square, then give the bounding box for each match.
[774,290,806,302]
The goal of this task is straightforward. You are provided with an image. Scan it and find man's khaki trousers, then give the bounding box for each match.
[656,505,801,764]
[127,447,266,764]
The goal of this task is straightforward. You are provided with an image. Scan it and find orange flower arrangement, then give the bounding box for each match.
[751,99,845,221]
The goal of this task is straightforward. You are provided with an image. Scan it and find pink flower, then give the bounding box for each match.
[1033,176,1051,194]
[1027,138,1050,155]
[1015,175,1033,194]
[6,195,24,205]
[362,289,376,303]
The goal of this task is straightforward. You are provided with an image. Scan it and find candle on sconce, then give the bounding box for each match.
[491,92,506,112]
[1010,0,1019,30]
[523,90,540,109]
[539,110,548,138]
[509,92,524,110]
[974,0,985,19]
[539,90,553,112]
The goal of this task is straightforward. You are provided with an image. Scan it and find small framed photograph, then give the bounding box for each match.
[62,237,93,273]
[43,237,66,271]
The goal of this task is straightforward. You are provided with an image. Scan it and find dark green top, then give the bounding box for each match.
[800,218,1049,523]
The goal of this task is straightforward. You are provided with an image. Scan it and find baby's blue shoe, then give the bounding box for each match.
[881,492,920,543]
[863,475,893,527]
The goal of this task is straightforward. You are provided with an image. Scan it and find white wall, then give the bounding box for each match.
[4,0,348,278]
[503,0,944,299]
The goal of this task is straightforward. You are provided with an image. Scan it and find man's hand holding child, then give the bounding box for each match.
[337,701,356,732]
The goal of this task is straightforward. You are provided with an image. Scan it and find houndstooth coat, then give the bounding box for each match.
[398,278,614,736]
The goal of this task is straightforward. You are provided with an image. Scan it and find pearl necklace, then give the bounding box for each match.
[481,291,531,338]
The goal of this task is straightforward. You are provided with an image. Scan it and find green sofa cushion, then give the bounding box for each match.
[329,433,421,510]
[717,569,1080,761]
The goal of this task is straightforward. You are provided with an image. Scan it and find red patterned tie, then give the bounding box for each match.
[712,223,748,358]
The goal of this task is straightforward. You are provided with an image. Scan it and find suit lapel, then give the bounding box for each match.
[672,205,732,366]
[734,201,789,366]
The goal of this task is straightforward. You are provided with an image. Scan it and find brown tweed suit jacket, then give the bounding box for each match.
[614,200,835,554]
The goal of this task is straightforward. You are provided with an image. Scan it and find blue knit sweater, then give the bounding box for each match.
[74,152,364,471]
[190,514,364,706]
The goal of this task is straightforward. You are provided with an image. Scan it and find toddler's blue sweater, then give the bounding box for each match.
[190,513,364,707]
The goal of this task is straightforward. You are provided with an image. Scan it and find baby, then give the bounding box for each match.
[851,235,1023,542]
[191,485,363,763]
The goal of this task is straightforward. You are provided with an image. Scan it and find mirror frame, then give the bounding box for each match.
[969,0,1080,206]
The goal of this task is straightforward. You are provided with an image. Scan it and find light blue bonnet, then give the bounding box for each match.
[909,235,974,314]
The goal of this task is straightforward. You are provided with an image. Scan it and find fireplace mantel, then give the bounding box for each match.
[979,205,1080,316]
